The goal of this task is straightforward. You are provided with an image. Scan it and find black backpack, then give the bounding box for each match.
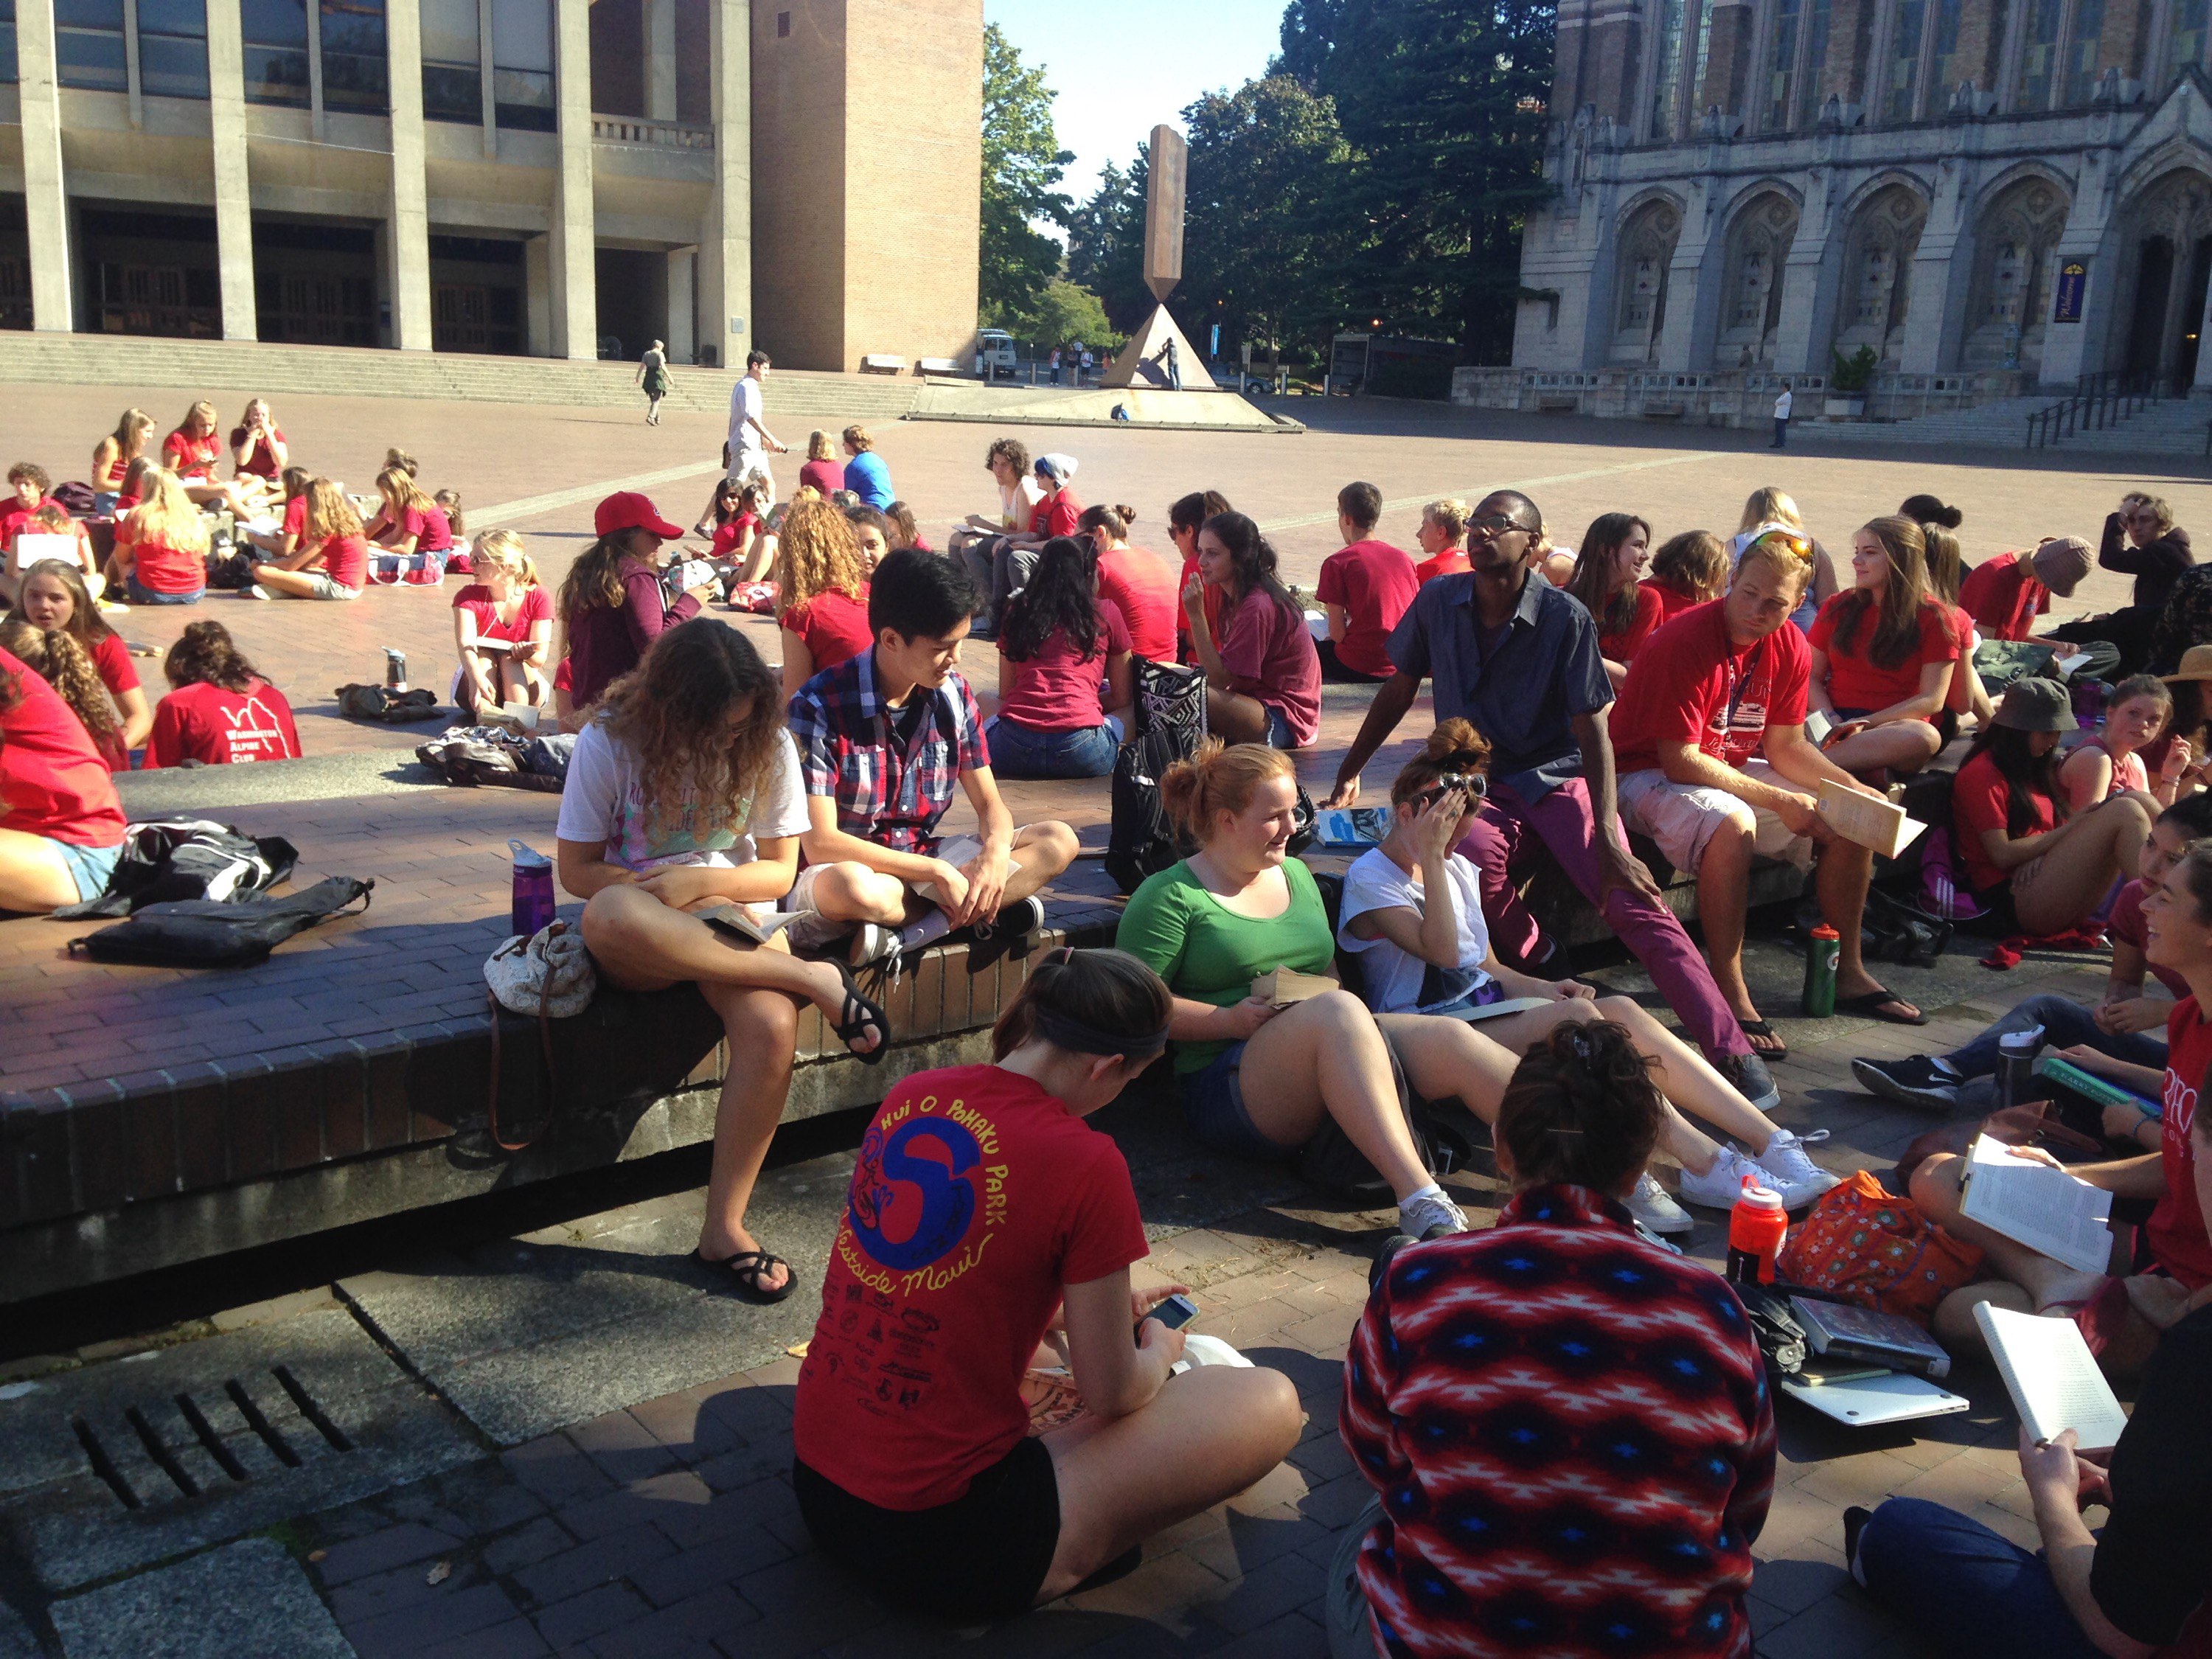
[1106,659,1208,894]
[67,877,374,967]
[52,818,297,919]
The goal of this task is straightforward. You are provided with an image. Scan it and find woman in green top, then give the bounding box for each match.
[1116,741,1537,1240]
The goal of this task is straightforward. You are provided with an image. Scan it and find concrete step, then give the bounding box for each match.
[1812,391,2212,455]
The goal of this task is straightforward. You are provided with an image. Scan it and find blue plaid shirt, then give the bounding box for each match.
[788,649,991,855]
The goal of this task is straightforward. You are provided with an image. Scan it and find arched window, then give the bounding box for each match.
[1613,201,1682,362]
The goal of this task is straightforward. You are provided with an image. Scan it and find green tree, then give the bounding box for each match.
[980,23,1073,331]
[1065,154,1152,333]
[1030,280,1123,352]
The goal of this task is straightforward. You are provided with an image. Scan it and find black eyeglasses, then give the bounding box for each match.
[1416,772,1487,810]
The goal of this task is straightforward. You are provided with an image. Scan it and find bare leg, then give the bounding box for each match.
[1037,1366,1303,1601]
[995,820,1079,904]
[1814,838,1909,1006]
[2014,796,2153,936]
[1203,686,1270,745]
[0,829,83,911]
[1233,991,1434,1200]
[799,863,910,926]
[1907,1152,2108,1313]
[251,563,333,599]
[1824,720,1944,778]
[1692,815,1765,1037]
[692,983,801,1286]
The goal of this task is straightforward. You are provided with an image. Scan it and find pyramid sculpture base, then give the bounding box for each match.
[1102,305,1219,392]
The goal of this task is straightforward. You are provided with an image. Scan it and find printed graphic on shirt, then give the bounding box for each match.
[219,692,295,764]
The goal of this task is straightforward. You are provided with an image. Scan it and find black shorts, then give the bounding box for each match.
[793,1433,1062,1620]
[1969,883,2020,937]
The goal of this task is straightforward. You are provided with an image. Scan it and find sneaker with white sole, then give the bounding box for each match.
[243,583,271,600]
[1677,1144,1780,1211]
[848,922,900,968]
[1399,1191,1470,1239]
[1753,1129,1843,1208]
[778,908,848,956]
[1850,1055,1961,1111]
[1715,1050,1782,1111]
[1627,1172,1694,1235]
[972,895,1043,942]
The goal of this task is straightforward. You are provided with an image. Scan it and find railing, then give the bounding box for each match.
[589,116,713,150]
[2025,369,2159,448]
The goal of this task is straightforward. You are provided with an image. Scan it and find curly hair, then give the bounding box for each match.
[985,437,1030,476]
[163,619,262,692]
[8,558,114,647]
[1001,535,1104,664]
[0,619,119,745]
[1495,1020,1664,1194]
[597,620,785,848]
[773,498,869,611]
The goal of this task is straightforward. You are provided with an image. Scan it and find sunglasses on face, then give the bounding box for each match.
[1468,513,1535,538]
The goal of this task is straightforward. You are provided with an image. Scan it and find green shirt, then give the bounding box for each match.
[1115,857,1336,1073]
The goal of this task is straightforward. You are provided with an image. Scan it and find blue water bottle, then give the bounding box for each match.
[509,839,555,939]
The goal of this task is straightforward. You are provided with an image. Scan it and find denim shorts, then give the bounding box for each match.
[984,715,1120,779]
[1261,704,1295,749]
[44,838,122,904]
[1180,1042,1298,1163]
[128,577,202,605]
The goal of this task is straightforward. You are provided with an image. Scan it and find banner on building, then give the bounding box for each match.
[2053,261,2088,324]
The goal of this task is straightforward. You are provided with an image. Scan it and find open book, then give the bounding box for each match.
[1817,781,1927,859]
[1960,1134,2115,1275]
[1974,1302,2131,1450]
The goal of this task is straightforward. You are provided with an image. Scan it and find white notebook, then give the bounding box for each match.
[1959,1135,2114,1275]
[1973,1302,2131,1451]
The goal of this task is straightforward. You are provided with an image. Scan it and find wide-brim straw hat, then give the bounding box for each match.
[2164,644,2212,684]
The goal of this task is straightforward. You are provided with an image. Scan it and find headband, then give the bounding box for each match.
[1032,1004,1169,1062]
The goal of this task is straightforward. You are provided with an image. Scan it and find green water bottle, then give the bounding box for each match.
[1802,924,1840,1018]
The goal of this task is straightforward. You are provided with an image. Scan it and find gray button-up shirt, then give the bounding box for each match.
[1386,568,1614,801]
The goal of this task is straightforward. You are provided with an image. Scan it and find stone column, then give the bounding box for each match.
[16,0,73,333]
[698,0,751,369]
[551,0,599,358]
[524,235,553,356]
[205,0,257,339]
[667,246,697,361]
[645,0,680,120]
[1899,155,1969,371]
[383,0,434,350]
[1658,175,1725,369]
[1773,170,1844,371]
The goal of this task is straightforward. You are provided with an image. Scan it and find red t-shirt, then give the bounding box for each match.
[1413,549,1470,587]
[1316,539,1419,678]
[1808,594,1960,717]
[161,429,220,481]
[1959,552,2051,644]
[453,582,552,644]
[0,495,60,549]
[400,503,452,554]
[1177,551,1226,659]
[2153,999,2212,1290]
[1095,545,1179,661]
[799,459,845,498]
[88,633,141,702]
[1219,586,1321,745]
[710,513,759,560]
[2112,878,2192,998]
[782,588,874,675]
[0,648,126,846]
[131,534,206,594]
[145,678,302,768]
[316,533,369,591]
[1952,749,2055,894]
[229,425,286,479]
[1597,581,1666,664]
[280,493,308,542]
[1612,600,1811,776]
[1029,490,1082,540]
[1648,577,1705,622]
[793,1064,1149,1510]
[998,600,1131,731]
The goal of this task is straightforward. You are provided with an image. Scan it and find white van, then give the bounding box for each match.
[975,329,1016,378]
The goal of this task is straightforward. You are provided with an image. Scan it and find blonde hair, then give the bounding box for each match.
[771,498,868,610]
[1422,498,1471,542]
[181,398,218,432]
[0,619,119,744]
[131,468,211,554]
[1652,528,1732,599]
[807,429,834,462]
[305,477,364,544]
[2125,493,2176,533]
[1158,739,1295,841]
[473,528,540,588]
[1737,487,1804,535]
[843,423,873,452]
[378,465,434,517]
[1736,534,1815,595]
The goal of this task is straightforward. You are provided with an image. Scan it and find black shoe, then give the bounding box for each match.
[1843,1505,1873,1577]
[1717,1050,1782,1111]
[1851,1055,1961,1110]
[966,895,1043,973]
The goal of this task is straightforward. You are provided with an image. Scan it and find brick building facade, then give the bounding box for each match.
[0,0,981,372]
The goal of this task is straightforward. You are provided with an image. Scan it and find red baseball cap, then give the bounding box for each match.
[594,490,684,539]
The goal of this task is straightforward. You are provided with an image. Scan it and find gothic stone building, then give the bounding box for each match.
[1463,0,2212,422]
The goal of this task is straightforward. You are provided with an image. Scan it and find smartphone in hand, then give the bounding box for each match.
[1135,1293,1200,1344]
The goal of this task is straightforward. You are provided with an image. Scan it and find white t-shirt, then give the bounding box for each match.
[555,720,809,872]
[1335,847,1495,1015]
[1774,388,1793,420]
[728,375,765,460]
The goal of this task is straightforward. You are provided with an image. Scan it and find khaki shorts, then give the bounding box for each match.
[1617,760,1815,874]
[785,833,1007,910]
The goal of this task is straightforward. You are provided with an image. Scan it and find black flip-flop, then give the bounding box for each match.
[832,961,892,1064]
[1739,1018,1790,1062]
[693,1246,796,1303]
[1837,987,1929,1026]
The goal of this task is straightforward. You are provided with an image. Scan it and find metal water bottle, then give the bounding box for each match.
[509,839,555,940]
[1801,924,1840,1018]
[1997,1026,2045,1111]
[383,647,408,694]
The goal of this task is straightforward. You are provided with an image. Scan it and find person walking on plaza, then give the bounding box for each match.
[1326,489,1784,1113]
[727,349,787,490]
[636,338,669,426]
[1771,380,1792,448]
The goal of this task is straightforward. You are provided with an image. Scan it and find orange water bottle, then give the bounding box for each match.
[1726,1177,1789,1285]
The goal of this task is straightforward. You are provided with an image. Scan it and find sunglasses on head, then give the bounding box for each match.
[1750,530,1815,563]
[1415,771,1487,809]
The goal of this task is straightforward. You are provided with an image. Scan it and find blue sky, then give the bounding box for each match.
[985,0,1285,208]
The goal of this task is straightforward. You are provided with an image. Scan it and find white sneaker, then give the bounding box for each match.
[1399,1191,1470,1239]
[1676,1144,1775,1211]
[1627,1172,1694,1235]
[848,922,900,968]
[778,908,847,955]
[243,584,270,600]
[1753,1129,1843,1209]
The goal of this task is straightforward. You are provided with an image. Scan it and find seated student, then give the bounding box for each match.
[2063,674,2183,809]
[434,489,465,552]
[453,531,554,717]
[160,400,255,518]
[1920,518,1997,733]
[1182,512,1322,749]
[1,463,58,556]
[562,491,711,711]
[1083,503,1178,663]
[0,646,128,910]
[792,947,1302,1621]
[1115,740,1475,1239]
[787,548,1079,962]
[1410,497,1471,586]
[9,560,149,755]
[227,398,287,507]
[1614,532,1925,1050]
[110,468,210,606]
[0,620,128,771]
[1565,511,1663,687]
[90,408,155,507]
[843,502,892,575]
[1646,526,1731,620]
[883,500,929,553]
[990,535,1135,780]
[560,620,891,1301]
[946,435,1041,582]
[1851,1135,2212,1659]
[1331,1018,1775,1659]
[840,425,894,509]
[1315,481,1419,684]
[144,620,302,768]
[1731,485,1838,633]
[1904,839,2212,1381]
[1854,790,2212,1112]
[775,498,874,700]
[1341,720,1843,1218]
[1168,489,1234,662]
[695,472,772,586]
[10,503,103,605]
[246,466,313,560]
[2057,492,2194,672]
[1807,515,1961,779]
[1952,678,2155,938]
[364,465,453,570]
[1961,535,2093,643]
[972,453,1085,636]
[798,430,844,498]
[244,478,366,602]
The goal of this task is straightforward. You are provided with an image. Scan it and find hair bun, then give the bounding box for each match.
[1113,504,1137,524]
